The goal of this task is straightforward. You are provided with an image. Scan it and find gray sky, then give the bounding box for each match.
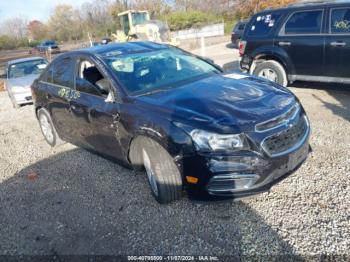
[0,0,90,22]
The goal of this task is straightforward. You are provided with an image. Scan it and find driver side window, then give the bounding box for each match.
[76,58,110,97]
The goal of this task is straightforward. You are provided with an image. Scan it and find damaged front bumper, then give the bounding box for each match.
[206,140,310,197]
[180,113,311,199]
[182,139,309,199]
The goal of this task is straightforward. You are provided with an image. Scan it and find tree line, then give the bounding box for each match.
[0,0,297,50]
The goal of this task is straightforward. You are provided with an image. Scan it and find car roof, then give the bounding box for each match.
[257,0,350,14]
[238,19,249,24]
[7,56,46,66]
[74,41,169,57]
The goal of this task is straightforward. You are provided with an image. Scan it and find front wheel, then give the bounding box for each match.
[138,137,183,204]
[253,60,288,87]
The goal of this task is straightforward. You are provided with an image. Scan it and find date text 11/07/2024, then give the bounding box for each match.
[127,256,219,261]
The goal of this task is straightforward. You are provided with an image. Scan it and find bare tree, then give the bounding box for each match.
[80,0,115,37]
[47,4,82,42]
[0,17,28,39]
[131,0,171,17]
[27,20,47,41]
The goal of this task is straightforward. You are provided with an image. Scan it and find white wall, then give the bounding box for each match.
[171,23,225,40]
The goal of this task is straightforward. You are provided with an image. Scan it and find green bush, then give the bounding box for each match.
[161,11,220,31]
[224,19,238,35]
[0,35,32,50]
[28,40,42,48]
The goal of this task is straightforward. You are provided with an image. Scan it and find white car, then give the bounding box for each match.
[5,57,48,108]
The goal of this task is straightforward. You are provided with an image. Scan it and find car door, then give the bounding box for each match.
[70,56,124,160]
[275,9,325,77]
[39,57,78,142]
[324,6,350,79]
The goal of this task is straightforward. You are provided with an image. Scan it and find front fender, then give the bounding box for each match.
[120,105,195,167]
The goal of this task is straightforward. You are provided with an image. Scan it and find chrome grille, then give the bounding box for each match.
[256,104,300,132]
[262,115,308,157]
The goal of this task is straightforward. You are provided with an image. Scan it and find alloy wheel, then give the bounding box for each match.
[39,114,54,144]
[258,68,278,83]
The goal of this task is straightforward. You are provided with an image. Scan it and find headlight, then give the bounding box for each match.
[190,130,249,152]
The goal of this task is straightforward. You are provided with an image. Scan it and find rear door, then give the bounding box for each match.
[275,9,325,77]
[39,57,77,142]
[324,6,350,79]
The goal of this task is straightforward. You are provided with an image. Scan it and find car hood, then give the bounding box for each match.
[6,74,38,91]
[134,73,297,133]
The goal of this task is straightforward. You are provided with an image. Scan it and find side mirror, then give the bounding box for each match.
[200,56,223,72]
[75,78,102,96]
[96,79,110,94]
[202,57,215,64]
[104,91,115,103]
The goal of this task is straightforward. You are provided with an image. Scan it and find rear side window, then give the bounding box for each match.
[238,23,246,31]
[330,8,350,34]
[40,65,53,83]
[285,10,323,34]
[52,58,75,87]
[248,13,282,36]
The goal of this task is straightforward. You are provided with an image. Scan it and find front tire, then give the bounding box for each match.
[253,60,288,87]
[135,137,183,204]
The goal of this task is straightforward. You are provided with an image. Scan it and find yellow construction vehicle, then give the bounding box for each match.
[113,10,178,46]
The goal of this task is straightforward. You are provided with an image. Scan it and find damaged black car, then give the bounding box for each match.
[31,42,310,204]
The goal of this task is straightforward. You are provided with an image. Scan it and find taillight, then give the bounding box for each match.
[239,40,247,56]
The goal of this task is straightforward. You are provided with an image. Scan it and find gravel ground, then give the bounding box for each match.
[0,44,349,259]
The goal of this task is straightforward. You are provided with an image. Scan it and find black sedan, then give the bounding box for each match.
[31,42,310,204]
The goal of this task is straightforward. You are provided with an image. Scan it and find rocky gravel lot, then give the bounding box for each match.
[0,47,350,259]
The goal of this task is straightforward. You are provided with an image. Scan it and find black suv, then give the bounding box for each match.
[240,0,350,86]
[31,42,310,204]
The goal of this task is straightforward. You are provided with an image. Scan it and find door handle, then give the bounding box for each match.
[278,41,291,46]
[330,41,346,47]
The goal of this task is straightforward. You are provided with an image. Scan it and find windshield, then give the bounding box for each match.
[103,48,221,95]
[8,59,48,79]
[132,12,148,26]
[45,41,55,45]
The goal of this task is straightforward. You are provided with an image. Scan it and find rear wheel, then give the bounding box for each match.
[132,137,183,204]
[38,109,63,147]
[253,60,288,87]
